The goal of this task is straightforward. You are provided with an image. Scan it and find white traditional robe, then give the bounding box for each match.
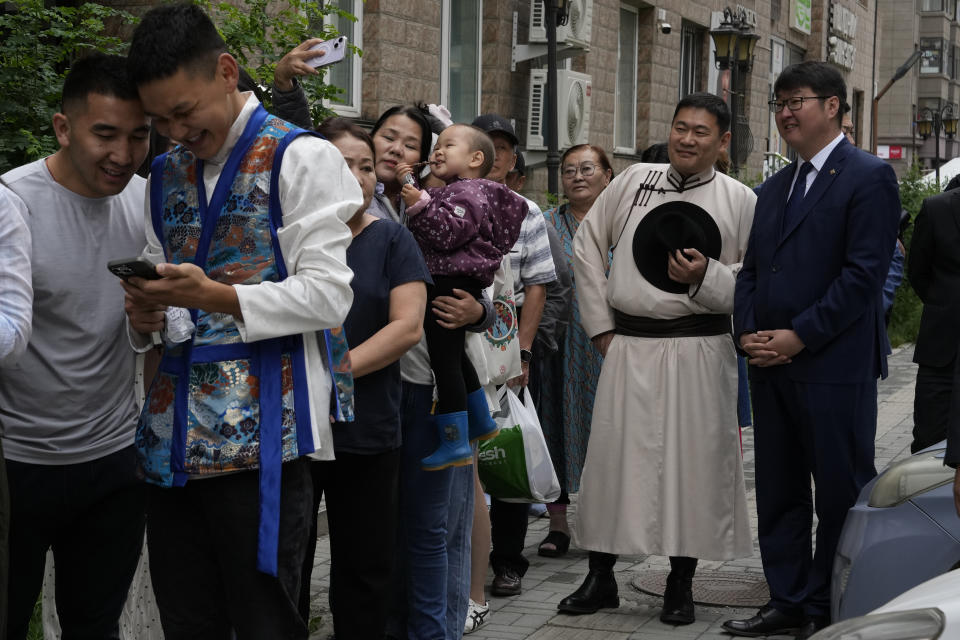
[573,163,755,560]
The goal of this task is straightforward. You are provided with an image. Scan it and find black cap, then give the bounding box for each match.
[509,151,526,176]
[472,113,519,147]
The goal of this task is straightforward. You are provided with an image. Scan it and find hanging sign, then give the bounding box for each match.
[791,0,812,35]
[827,3,857,70]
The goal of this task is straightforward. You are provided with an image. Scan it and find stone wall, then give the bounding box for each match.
[360,1,443,122]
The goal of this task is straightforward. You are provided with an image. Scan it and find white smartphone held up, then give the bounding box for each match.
[306,36,348,68]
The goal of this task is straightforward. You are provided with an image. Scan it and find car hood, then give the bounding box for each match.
[875,570,960,615]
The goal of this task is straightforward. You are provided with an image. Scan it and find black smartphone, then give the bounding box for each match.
[107,257,162,280]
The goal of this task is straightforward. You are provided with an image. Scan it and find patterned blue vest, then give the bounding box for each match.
[136,105,353,575]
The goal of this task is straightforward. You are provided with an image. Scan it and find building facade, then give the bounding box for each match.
[97,0,880,196]
[338,0,878,199]
[877,0,960,178]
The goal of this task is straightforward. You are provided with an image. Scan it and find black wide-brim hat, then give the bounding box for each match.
[632,201,722,294]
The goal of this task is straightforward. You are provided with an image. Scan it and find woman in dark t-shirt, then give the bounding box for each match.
[298,118,430,638]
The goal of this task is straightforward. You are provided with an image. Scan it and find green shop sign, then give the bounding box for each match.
[791,0,812,34]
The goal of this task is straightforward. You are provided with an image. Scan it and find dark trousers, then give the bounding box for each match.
[490,380,538,577]
[490,328,545,577]
[5,445,146,640]
[752,374,877,619]
[424,276,483,414]
[912,360,956,453]
[298,450,400,639]
[585,553,694,575]
[147,458,313,640]
[489,498,531,576]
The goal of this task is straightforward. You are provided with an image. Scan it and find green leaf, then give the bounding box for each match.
[0,0,138,172]
[193,0,352,127]
[0,0,356,172]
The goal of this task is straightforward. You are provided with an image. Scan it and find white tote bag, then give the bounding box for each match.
[466,258,521,387]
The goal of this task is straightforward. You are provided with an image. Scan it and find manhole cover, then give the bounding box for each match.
[631,570,769,607]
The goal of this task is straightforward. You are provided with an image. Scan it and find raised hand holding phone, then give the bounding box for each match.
[306,36,347,69]
[274,37,347,91]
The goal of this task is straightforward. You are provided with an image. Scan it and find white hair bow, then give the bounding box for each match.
[427,104,453,128]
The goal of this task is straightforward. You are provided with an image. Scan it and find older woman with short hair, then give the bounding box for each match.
[538,143,614,557]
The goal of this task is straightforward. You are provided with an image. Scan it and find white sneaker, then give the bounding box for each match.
[463,599,491,634]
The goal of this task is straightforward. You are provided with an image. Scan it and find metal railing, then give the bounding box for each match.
[762,151,790,180]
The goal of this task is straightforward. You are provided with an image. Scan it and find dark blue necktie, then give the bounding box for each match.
[783,162,813,233]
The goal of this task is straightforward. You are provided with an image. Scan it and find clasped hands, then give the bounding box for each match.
[667,249,804,366]
[739,329,805,367]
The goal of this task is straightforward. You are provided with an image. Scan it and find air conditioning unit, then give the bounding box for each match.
[529,0,593,49]
[526,68,592,151]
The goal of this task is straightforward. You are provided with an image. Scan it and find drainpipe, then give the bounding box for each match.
[545,0,560,196]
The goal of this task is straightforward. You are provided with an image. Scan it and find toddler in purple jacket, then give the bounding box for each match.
[397,124,526,470]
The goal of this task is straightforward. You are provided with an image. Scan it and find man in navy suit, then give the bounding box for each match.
[725,61,900,639]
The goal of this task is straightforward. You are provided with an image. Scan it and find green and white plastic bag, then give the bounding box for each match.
[478,386,560,503]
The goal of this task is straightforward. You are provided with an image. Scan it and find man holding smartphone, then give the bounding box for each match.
[0,54,151,639]
[122,5,359,637]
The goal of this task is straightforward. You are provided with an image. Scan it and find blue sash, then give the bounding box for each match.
[142,105,354,575]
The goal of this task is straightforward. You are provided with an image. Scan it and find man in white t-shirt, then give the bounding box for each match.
[0,53,151,640]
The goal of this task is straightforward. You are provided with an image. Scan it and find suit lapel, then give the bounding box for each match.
[778,141,851,247]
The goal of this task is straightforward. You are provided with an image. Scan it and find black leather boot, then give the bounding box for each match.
[557,552,619,615]
[660,556,697,625]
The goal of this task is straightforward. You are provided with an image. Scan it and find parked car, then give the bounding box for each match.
[832,441,960,622]
[814,567,960,639]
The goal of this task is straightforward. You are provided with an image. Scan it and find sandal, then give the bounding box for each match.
[538,530,571,558]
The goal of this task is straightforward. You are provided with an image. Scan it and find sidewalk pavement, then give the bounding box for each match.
[307,345,919,639]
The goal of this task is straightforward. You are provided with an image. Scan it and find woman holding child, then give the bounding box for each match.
[370,105,492,639]
[396,124,526,469]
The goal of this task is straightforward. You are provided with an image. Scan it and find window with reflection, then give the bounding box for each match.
[442,0,481,125]
[323,0,362,116]
[679,21,704,100]
[921,38,944,74]
[613,5,639,152]
[614,4,638,151]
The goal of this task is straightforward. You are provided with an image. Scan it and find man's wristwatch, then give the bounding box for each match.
[519,348,533,363]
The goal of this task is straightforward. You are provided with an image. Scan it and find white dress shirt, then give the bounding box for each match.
[787,132,847,200]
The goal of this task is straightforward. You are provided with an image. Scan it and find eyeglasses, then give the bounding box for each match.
[561,162,599,179]
[842,124,855,135]
[768,96,832,113]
